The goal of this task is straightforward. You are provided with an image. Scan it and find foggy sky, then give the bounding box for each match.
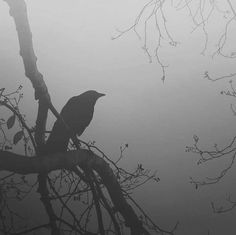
[1,0,236,234]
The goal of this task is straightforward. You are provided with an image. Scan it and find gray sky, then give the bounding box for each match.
[1,0,236,234]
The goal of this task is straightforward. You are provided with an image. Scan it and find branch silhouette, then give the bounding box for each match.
[0,1,176,234]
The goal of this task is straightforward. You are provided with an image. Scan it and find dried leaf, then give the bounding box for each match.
[7,115,16,129]
[13,130,23,145]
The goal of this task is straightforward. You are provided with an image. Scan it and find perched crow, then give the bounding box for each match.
[45,90,105,154]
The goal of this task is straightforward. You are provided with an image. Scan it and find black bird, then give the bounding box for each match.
[45,90,105,154]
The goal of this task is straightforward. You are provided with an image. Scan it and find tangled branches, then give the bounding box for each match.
[112,0,177,82]
[0,88,178,235]
[113,0,236,81]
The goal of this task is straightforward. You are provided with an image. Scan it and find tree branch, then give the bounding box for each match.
[0,149,149,234]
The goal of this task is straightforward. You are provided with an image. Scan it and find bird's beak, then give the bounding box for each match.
[98,93,105,97]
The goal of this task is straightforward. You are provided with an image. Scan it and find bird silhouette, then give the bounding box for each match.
[45,90,105,154]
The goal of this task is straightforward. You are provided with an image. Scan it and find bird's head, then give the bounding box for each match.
[82,90,105,103]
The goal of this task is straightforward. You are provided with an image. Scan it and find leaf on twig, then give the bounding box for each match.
[7,114,16,129]
[0,88,5,97]
[13,130,23,145]
[193,134,199,143]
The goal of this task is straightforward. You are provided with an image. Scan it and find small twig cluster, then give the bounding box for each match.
[0,86,35,156]
[186,133,236,213]
[186,134,236,188]
[113,0,236,81]
[112,0,178,82]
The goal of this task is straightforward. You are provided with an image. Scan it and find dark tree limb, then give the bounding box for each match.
[3,2,59,234]
[1,1,170,234]
[3,0,50,150]
[87,170,105,235]
[37,174,60,235]
[0,150,91,174]
[0,149,149,234]
[93,173,121,235]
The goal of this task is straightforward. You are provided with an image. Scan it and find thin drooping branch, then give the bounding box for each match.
[112,0,177,82]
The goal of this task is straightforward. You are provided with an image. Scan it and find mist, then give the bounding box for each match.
[1,0,236,234]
